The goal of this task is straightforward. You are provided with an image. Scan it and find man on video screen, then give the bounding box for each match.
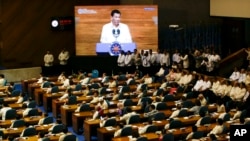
[100,9,132,43]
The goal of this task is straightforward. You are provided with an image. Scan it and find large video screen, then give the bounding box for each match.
[75,5,158,56]
[210,0,250,18]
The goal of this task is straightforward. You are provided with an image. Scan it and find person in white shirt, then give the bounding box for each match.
[188,99,201,115]
[142,51,151,69]
[198,94,207,106]
[186,125,198,140]
[61,75,70,88]
[114,123,124,137]
[238,68,247,83]
[89,91,99,104]
[138,119,153,134]
[96,97,109,110]
[120,107,136,124]
[100,9,132,43]
[169,104,182,119]
[99,116,115,127]
[117,51,126,71]
[80,74,91,86]
[177,69,192,86]
[44,51,54,67]
[37,131,47,141]
[57,72,66,83]
[38,113,49,125]
[0,103,12,120]
[160,50,170,67]
[108,77,117,88]
[143,104,158,118]
[228,81,246,103]
[36,73,44,84]
[22,103,32,117]
[58,88,72,101]
[126,75,134,85]
[180,51,189,69]
[195,111,207,127]
[215,100,225,114]
[207,118,224,136]
[149,49,156,66]
[16,93,25,104]
[229,67,240,81]
[48,118,62,133]
[58,48,69,65]
[124,51,133,73]
[200,57,214,75]
[140,73,153,85]
[172,49,181,66]
[0,74,7,87]
[155,65,166,82]
[58,127,73,141]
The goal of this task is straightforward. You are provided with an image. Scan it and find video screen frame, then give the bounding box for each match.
[74,5,158,56]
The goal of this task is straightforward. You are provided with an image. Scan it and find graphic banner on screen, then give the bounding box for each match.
[74,5,158,56]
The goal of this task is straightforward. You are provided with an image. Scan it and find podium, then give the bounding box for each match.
[96,42,136,56]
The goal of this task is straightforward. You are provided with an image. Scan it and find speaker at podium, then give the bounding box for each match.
[96,42,136,56]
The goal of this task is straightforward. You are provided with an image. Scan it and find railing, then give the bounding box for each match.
[218,48,247,77]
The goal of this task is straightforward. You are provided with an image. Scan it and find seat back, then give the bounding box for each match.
[98,87,107,95]
[28,108,39,117]
[128,79,136,85]
[145,125,158,133]
[117,75,127,81]
[42,82,51,88]
[136,137,148,141]
[123,99,133,107]
[153,112,166,120]
[51,124,64,134]
[120,126,133,136]
[200,116,211,125]
[156,102,168,110]
[74,84,82,91]
[223,113,230,122]
[240,109,247,119]
[141,84,148,91]
[63,134,77,141]
[162,133,174,141]
[43,116,54,124]
[169,120,183,129]
[193,131,204,139]
[199,106,208,116]
[51,86,59,93]
[22,127,37,137]
[11,90,21,97]
[91,83,100,89]
[163,94,174,102]
[68,95,77,105]
[120,86,130,93]
[140,97,153,105]
[27,100,37,108]
[79,104,91,112]
[5,109,17,120]
[155,88,164,96]
[182,100,194,108]
[178,109,188,117]
[118,92,124,100]
[128,114,140,124]
[186,91,194,99]
[103,118,117,127]
[12,119,25,128]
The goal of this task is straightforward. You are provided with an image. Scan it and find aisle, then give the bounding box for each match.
[37,106,85,141]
